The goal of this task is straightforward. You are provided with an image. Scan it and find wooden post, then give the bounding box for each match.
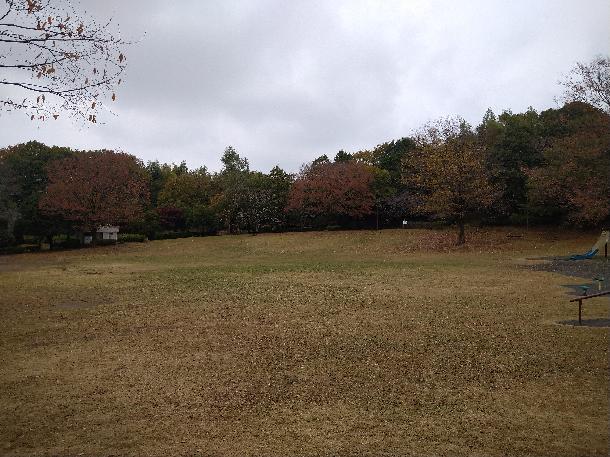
[578,299,582,325]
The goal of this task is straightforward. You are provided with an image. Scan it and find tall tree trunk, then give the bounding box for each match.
[456,220,465,245]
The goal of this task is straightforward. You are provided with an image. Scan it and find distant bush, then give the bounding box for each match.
[152,231,217,240]
[53,238,82,249]
[0,225,14,248]
[402,221,446,229]
[97,239,117,246]
[118,233,147,243]
[0,245,27,255]
[64,238,83,249]
[0,244,40,255]
[154,231,183,240]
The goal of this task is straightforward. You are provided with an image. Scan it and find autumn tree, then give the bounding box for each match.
[287,161,375,226]
[0,0,127,122]
[39,151,149,234]
[558,55,610,114]
[526,102,610,226]
[403,117,499,245]
[158,167,217,232]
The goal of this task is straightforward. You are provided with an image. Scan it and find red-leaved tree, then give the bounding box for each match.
[286,161,375,222]
[526,103,610,226]
[39,150,149,232]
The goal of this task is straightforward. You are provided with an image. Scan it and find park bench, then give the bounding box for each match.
[569,290,610,325]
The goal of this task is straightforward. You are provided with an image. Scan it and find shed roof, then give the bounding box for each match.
[97,225,119,233]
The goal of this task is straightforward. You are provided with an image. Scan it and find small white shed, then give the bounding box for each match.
[96,225,119,241]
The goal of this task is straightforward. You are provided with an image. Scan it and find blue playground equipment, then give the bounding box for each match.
[569,231,608,261]
[570,248,599,261]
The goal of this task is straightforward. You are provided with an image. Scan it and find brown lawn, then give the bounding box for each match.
[0,228,607,456]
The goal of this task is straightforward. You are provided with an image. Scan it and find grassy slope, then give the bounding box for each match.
[0,228,607,456]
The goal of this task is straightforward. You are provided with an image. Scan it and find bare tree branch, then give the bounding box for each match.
[0,0,128,123]
[558,55,610,114]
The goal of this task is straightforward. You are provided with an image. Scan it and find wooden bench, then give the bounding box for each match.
[569,290,610,324]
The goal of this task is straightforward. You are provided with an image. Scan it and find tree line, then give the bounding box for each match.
[0,100,609,249]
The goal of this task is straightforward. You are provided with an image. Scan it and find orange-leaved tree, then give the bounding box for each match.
[39,150,149,233]
[403,117,500,245]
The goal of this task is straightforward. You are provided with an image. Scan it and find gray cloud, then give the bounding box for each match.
[2,0,609,172]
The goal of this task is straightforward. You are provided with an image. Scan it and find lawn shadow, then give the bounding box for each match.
[561,283,600,296]
[557,318,610,328]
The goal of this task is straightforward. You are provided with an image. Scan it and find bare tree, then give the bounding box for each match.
[0,0,127,122]
[558,55,610,114]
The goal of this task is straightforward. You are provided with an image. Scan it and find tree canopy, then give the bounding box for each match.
[287,161,375,224]
[526,102,610,226]
[1,55,609,250]
[39,151,149,232]
[404,117,499,244]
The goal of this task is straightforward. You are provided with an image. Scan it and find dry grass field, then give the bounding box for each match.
[0,228,608,456]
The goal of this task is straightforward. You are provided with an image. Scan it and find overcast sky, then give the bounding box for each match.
[2,0,609,172]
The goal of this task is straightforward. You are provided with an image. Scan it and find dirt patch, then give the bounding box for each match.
[527,257,610,282]
[527,257,610,299]
[527,257,610,327]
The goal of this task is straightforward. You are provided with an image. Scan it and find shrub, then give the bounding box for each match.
[64,238,83,249]
[154,231,213,240]
[0,244,40,255]
[156,231,192,240]
[0,245,27,255]
[118,233,147,243]
[0,230,14,248]
[53,238,82,249]
[97,239,117,246]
